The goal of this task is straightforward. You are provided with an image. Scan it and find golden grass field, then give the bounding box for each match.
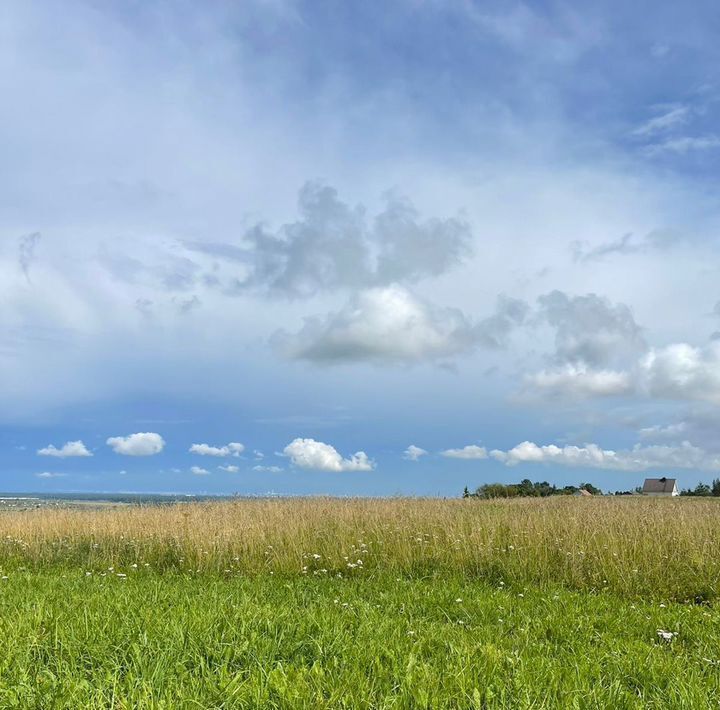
[0,496,717,600]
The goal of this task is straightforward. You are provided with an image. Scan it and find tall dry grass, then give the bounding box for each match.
[0,496,718,599]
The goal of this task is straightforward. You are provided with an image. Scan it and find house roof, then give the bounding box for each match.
[642,477,677,493]
[575,489,592,496]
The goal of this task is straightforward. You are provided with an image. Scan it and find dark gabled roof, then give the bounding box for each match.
[642,477,677,493]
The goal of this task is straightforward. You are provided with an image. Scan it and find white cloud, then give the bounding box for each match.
[639,422,688,440]
[639,343,720,404]
[441,445,488,459]
[190,465,210,475]
[189,442,245,457]
[35,472,66,478]
[283,438,374,472]
[403,444,428,461]
[633,105,690,137]
[490,440,720,471]
[276,285,479,364]
[218,465,240,473]
[37,440,92,458]
[527,341,720,404]
[643,135,720,156]
[106,432,165,456]
[528,365,633,397]
[253,464,283,473]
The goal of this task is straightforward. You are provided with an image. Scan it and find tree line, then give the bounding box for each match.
[463,479,720,498]
[463,479,602,499]
[679,480,720,496]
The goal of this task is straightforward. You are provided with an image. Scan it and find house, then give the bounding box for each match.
[574,488,592,497]
[642,477,679,497]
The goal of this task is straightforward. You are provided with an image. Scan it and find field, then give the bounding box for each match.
[0,497,719,708]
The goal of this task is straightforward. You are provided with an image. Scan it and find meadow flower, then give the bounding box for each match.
[657,629,677,642]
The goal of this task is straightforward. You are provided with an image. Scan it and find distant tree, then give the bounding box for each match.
[682,482,713,496]
[462,486,470,499]
[712,479,720,497]
[579,482,602,495]
[694,482,712,496]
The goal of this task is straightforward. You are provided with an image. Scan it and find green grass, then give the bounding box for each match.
[2,498,720,707]
[0,570,718,708]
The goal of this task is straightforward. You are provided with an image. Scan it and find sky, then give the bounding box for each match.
[2,0,720,495]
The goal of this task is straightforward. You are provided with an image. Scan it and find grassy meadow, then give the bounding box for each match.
[1,496,719,707]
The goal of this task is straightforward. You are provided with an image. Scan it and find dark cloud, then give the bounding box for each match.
[537,290,646,368]
[185,182,473,298]
[571,233,639,262]
[475,295,529,348]
[572,228,692,262]
[18,232,41,282]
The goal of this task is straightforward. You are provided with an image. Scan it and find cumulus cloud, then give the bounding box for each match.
[35,472,66,478]
[441,445,488,459]
[283,438,374,472]
[275,285,480,364]
[403,445,428,461]
[538,291,645,369]
[253,464,283,473]
[639,343,720,404]
[189,442,245,457]
[190,465,210,475]
[187,182,472,298]
[106,432,165,456]
[218,465,240,473]
[529,340,720,404]
[490,440,720,471]
[37,440,92,458]
[526,291,645,398]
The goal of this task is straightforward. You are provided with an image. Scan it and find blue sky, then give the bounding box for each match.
[3,0,720,495]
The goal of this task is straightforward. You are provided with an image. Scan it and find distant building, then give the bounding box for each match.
[574,489,592,497]
[642,477,678,497]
